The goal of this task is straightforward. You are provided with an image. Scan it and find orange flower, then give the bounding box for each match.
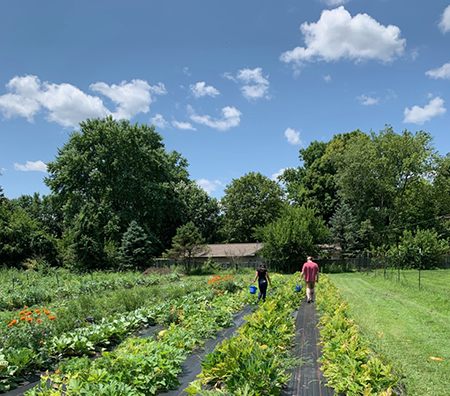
[48,316,56,320]
[19,311,25,315]
[26,317,32,322]
[24,306,28,309]
[21,316,26,320]
[55,370,60,374]
[26,311,32,316]
[40,340,44,344]
[37,319,42,324]
[8,319,18,327]
[35,309,40,313]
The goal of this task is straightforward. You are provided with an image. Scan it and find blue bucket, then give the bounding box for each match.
[249,285,257,294]
[295,284,303,292]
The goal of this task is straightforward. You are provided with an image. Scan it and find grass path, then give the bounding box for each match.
[329,271,450,396]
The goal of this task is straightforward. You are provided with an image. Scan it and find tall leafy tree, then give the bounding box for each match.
[220,172,284,243]
[335,126,438,247]
[45,117,191,268]
[255,205,328,272]
[172,181,221,243]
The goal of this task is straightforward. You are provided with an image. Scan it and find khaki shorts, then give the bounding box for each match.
[306,281,316,289]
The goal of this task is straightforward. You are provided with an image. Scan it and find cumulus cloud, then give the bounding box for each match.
[197,178,223,194]
[280,7,406,71]
[439,5,450,33]
[188,105,242,131]
[357,94,380,105]
[39,82,110,127]
[0,75,166,128]
[150,114,169,128]
[426,62,450,79]
[224,67,270,101]
[403,97,446,125]
[271,168,286,181]
[284,127,303,145]
[189,82,220,98]
[14,160,47,172]
[172,120,196,130]
[90,80,166,120]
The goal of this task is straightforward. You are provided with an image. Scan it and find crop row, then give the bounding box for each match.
[0,268,179,311]
[316,276,401,396]
[185,275,303,396]
[14,274,263,395]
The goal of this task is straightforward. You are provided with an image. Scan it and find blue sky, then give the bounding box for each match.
[1,0,450,200]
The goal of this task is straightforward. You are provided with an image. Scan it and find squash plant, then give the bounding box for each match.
[186,275,301,396]
[316,277,400,396]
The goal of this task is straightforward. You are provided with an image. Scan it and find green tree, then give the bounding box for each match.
[173,181,221,243]
[45,117,191,268]
[0,201,58,267]
[119,220,156,270]
[335,127,438,247]
[220,172,284,243]
[164,222,208,273]
[329,202,360,257]
[387,228,449,269]
[255,205,328,272]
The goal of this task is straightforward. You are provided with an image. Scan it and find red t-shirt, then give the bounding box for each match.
[302,261,319,282]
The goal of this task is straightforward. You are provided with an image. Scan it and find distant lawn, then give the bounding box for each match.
[328,270,450,396]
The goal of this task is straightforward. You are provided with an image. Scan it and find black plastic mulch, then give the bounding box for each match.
[159,304,255,396]
[282,298,335,396]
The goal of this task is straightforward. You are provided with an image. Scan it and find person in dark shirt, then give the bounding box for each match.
[252,263,272,303]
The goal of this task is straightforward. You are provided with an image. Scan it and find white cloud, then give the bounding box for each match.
[403,97,446,125]
[224,68,270,101]
[39,82,110,127]
[183,67,192,76]
[439,5,450,33]
[322,0,349,6]
[284,127,303,145]
[189,82,220,98]
[172,120,196,130]
[426,62,450,79]
[324,75,332,82]
[0,75,44,122]
[188,105,242,131]
[150,114,168,129]
[280,7,406,71]
[357,94,380,105]
[197,178,223,194]
[0,75,166,128]
[90,80,166,120]
[222,72,237,82]
[271,168,286,181]
[14,160,47,172]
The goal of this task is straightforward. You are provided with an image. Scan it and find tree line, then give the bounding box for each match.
[1,118,449,272]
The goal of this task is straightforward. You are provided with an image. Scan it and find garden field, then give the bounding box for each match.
[329,270,450,396]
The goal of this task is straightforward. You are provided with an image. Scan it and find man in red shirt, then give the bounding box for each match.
[299,256,319,303]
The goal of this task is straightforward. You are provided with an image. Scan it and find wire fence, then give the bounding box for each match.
[317,255,450,290]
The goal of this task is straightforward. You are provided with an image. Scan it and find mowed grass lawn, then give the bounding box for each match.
[329,270,450,396]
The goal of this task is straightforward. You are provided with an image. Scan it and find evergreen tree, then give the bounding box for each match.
[119,220,156,270]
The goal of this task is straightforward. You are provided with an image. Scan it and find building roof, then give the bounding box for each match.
[196,243,263,258]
